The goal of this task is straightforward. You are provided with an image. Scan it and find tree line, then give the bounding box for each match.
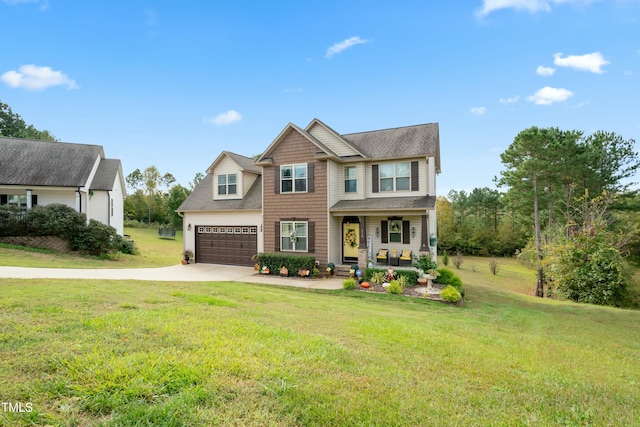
[439,126,639,306]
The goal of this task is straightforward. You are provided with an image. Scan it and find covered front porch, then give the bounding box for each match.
[328,195,437,270]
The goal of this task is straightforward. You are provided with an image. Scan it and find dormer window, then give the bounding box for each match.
[218,174,237,195]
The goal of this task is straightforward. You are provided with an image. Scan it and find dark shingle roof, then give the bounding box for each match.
[330,195,436,212]
[177,174,262,212]
[224,151,261,174]
[0,137,104,187]
[90,159,122,191]
[342,122,440,169]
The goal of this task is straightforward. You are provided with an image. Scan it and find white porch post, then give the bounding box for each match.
[26,189,32,209]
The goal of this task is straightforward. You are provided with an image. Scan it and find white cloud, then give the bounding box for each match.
[499,96,520,104]
[526,86,573,105]
[325,36,369,59]
[477,0,596,17]
[1,65,77,90]
[536,65,555,76]
[2,0,48,10]
[204,110,242,125]
[553,52,609,73]
[470,106,487,115]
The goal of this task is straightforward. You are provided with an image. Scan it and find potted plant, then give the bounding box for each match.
[183,249,193,265]
[326,262,335,278]
[261,265,270,275]
[280,266,289,277]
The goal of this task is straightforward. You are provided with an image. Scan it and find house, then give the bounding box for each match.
[178,119,440,268]
[0,137,126,235]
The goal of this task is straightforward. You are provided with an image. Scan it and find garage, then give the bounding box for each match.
[195,225,258,266]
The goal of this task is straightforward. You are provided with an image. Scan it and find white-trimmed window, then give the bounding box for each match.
[389,220,403,243]
[281,221,308,252]
[344,166,357,193]
[218,174,237,195]
[281,164,307,193]
[8,195,27,207]
[380,162,410,192]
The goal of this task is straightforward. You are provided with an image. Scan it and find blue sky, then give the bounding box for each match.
[1,0,639,196]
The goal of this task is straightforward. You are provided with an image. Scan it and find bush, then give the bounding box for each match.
[387,280,403,294]
[365,268,417,285]
[257,253,316,275]
[442,251,449,266]
[441,285,462,303]
[71,219,119,256]
[413,254,437,272]
[434,268,464,297]
[342,278,357,290]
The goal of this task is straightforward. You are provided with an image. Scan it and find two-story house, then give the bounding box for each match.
[0,137,126,235]
[178,119,440,268]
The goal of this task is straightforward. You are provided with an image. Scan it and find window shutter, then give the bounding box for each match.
[372,164,379,193]
[308,162,314,193]
[411,161,419,191]
[31,195,38,207]
[308,221,315,253]
[274,222,280,251]
[0,195,7,205]
[274,166,280,194]
[403,220,410,244]
[381,220,388,243]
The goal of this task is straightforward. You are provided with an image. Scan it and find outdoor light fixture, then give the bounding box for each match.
[187,224,192,231]
[375,227,380,238]
[411,227,416,238]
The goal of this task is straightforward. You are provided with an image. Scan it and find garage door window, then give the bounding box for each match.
[281,221,307,252]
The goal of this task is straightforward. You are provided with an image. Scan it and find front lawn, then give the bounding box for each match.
[1,275,639,426]
[0,227,183,268]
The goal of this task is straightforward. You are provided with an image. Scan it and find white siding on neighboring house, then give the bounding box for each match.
[109,171,125,235]
[88,191,109,228]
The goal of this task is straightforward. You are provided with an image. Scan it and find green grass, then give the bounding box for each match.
[1,266,639,426]
[0,227,183,268]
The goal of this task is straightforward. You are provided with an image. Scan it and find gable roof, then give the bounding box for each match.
[177,174,262,212]
[0,137,105,187]
[343,122,440,172]
[90,158,125,192]
[256,120,440,171]
[206,151,261,175]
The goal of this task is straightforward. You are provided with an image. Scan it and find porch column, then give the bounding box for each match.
[420,214,430,253]
[75,188,81,212]
[26,189,32,209]
[358,216,368,270]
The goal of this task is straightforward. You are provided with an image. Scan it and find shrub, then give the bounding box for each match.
[70,219,119,256]
[434,268,464,297]
[441,285,462,303]
[370,271,385,285]
[452,251,464,269]
[365,268,416,285]
[413,254,437,272]
[257,253,316,274]
[442,251,449,266]
[387,280,403,294]
[395,274,408,288]
[489,258,499,275]
[342,278,357,290]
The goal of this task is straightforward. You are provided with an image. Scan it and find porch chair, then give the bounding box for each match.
[399,249,413,267]
[376,249,389,265]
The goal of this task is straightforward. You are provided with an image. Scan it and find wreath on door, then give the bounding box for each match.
[345,228,358,247]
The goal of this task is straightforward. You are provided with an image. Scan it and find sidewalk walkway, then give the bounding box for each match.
[0,263,343,290]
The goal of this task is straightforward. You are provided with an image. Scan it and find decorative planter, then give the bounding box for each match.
[417,277,427,285]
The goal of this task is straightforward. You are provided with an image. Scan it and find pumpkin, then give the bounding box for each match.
[361,281,370,289]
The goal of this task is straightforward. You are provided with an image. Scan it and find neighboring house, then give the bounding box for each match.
[178,119,440,268]
[0,137,126,235]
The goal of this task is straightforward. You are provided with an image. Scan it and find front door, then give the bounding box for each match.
[343,223,359,262]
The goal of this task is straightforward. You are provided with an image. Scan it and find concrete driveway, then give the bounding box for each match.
[0,263,343,290]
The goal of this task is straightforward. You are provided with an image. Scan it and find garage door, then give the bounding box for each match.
[196,225,258,266]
